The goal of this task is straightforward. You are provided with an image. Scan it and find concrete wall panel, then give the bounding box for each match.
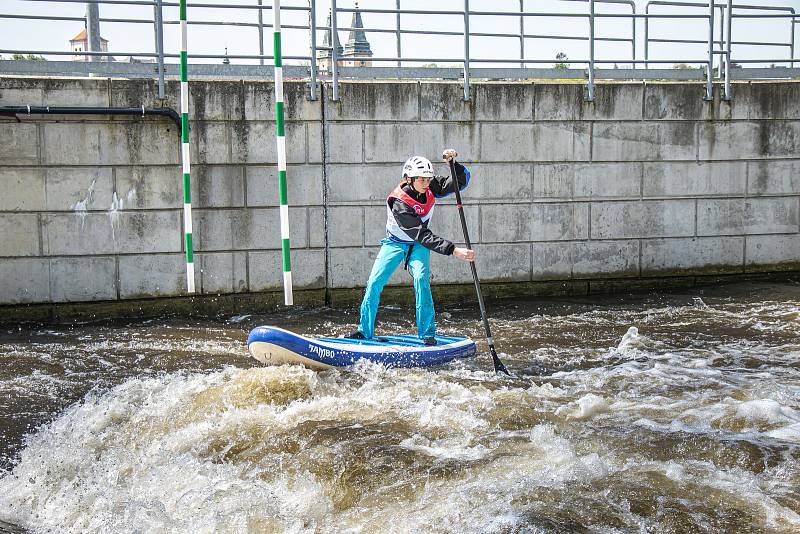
[482,122,590,162]
[747,160,800,196]
[726,82,800,120]
[644,83,705,120]
[43,122,179,166]
[534,84,584,121]
[472,243,531,281]
[44,212,181,255]
[246,165,323,207]
[420,83,472,121]
[231,122,307,164]
[45,167,114,212]
[474,83,534,121]
[698,198,799,236]
[534,163,642,200]
[0,214,39,256]
[586,84,644,121]
[746,234,800,269]
[365,123,479,164]
[326,164,398,203]
[531,242,573,279]
[573,240,640,278]
[328,207,364,247]
[330,82,418,121]
[0,168,45,211]
[309,207,326,249]
[249,249,326,290]
[481,204,530,242]
[49,256,117,302]
[0,122,39,165]
[591,200,695,239]
[119,253,188,298]
[193,207,308,251]
[466,163,532,201]
[699,121,800,160]
[593,122,696,161]
[197,252,248,294]
[0,259,49,304]
[326,123,364,163]
[531,202,589,241]
[642,237,744,275]
[643,161,747,197]
[115,166,181,210]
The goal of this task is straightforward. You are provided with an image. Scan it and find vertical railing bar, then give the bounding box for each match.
[258,0,264,66]
[154,0,165,98]
[463,0,470,101]
[396,0,401,67]
[644,3,650,69]
[724,0,732,100]
[631,2,636,67]
[519,0,524,68]
[331,0,339,101]
[587,0,595,101]
[309,0,318,100]
[705,0,714,100]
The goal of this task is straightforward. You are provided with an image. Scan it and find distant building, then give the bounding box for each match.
[318,3,372,72]
[70,29,113,62]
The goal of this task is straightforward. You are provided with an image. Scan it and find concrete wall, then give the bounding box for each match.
[1,77,798,309]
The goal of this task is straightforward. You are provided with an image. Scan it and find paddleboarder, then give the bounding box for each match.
[349,149,475,345]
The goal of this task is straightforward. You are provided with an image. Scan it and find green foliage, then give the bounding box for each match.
[11,54,46,61]
[554,52,569,69]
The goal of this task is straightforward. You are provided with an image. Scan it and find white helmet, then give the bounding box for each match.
[402,156,434,179]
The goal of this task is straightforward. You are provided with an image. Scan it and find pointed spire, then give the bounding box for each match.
[344,2,372,58]
[319,9,342,59]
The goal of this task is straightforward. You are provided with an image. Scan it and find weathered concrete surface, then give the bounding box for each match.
[0,77,799,314]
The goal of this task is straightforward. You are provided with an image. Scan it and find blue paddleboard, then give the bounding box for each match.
[247,326,476,370]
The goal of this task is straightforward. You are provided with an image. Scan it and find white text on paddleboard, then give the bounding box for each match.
[309,344,335,360]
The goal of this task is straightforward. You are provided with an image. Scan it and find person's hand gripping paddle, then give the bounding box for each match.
[445,151,510,376]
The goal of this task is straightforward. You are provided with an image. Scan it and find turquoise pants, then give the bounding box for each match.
[359,238,435,339]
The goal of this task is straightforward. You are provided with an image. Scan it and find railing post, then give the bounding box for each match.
[519,0,524,69]
[258,0,264,66]
[705,0,714,101]
[153,0,165,99]
[86,2,101,63]
[331,0,339,101]
[724,0,732,101]
[644,2,649,69]
[587,0,595,101]
[463,0,470,101]
[396,0,401,67]
[308,0,318,100]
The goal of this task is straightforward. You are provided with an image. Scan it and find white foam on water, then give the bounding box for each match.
[556,393,610,420]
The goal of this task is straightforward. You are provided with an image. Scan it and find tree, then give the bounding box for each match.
[12,54,46,61]
[554,52,569,69]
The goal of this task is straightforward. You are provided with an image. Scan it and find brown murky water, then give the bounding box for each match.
[1,281,799,533]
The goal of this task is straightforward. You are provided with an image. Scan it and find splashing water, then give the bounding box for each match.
[1,281,799,533]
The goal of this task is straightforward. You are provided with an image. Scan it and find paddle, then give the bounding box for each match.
[447,158,510,376]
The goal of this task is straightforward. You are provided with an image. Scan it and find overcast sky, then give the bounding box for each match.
[2,0,798,69]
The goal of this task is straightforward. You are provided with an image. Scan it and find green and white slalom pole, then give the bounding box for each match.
[273,0,293,305]
[179,0,195,293]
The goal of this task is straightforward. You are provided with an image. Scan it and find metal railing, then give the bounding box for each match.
[0,0,798,102]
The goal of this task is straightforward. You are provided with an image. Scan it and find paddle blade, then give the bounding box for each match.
[490,347,511,376]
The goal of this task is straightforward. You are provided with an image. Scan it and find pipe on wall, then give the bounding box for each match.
[0,105,182,131]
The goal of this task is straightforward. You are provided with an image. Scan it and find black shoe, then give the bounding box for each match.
[347,330,366,340]
[422,337,437,346]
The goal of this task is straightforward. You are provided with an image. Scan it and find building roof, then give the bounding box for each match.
[319,10,343,59]
[343,3,372,57]
[70,29,108,43]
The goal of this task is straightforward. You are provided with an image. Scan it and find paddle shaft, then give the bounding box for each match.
[448,160,510,375]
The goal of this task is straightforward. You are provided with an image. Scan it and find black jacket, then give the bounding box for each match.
[388,161,470,255]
